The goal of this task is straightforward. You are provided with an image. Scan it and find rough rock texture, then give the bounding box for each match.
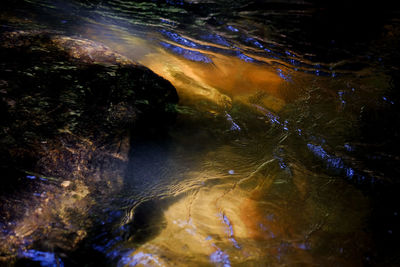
[0,31,178,261]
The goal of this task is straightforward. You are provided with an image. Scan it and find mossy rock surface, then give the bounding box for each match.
[0,31,178,258]
[0,30,178,179]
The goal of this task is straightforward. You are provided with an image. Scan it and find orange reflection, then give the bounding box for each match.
[81,23,286,112]
[142,49,285,112]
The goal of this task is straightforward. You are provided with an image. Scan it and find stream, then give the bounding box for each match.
[1,0,400,266]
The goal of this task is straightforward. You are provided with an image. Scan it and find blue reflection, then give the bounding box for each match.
[106,210,122,224]
[307,143,359,180]
[253,103,362,180]
[277,68,291,82]
[288,58,300,66]
[382,96,395,105]
[265,111,280,125]
[220,213,240,249]
[253,105,283,127]
[344,144,353,152]
[160,42,212,63]
[236,52,255,62]
[273,148,289,170]
[277,157,287,169]
[253,41,264,49]
[244,37,264,49]
[210,250,231,267]
[338,91,346,107]
[259,223,267,232]
[160,18,175,25]
[244,37,282,59]
[285,51,294,57]
[26,175,36,180]
[296,243,310,250]
[305,69,332,77]
[201,34,231,47]
[229,238,241,249]
[119,251,163,266]
[165,0,184,6]
[21,250,64,267]
[283,120,289,131]
[226,113,241,131]
[160,30,198,48]
[308,144,338,164]
[226,25,239,32]
[222,214,234,236]
[346,168,354,178]
[297,129,302,136]
[307,144,326,159]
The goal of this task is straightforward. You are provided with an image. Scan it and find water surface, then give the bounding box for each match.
[1,0,400,266]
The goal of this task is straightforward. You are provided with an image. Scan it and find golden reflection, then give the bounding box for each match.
[81,23,286,112]
[121,153,369,266]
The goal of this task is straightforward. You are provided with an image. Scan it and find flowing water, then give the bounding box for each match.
[1,0,400,266]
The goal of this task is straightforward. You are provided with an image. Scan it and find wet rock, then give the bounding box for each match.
[61,180,71,188]
[0,31,178,259]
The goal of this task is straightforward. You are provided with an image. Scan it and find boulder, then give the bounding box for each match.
[0,31,178,260]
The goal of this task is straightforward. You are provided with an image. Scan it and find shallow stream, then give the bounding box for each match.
[1,1,400,266]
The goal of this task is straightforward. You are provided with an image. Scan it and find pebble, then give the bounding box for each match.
[61,180,71,188]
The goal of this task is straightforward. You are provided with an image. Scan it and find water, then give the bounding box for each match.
[1,0,400,266]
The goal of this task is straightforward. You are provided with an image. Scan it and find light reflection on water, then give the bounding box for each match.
[1,0,399,266]
[79,21,286,113]
[21,250,64,267]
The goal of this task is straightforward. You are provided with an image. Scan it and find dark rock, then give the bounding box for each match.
[0,31,178,259]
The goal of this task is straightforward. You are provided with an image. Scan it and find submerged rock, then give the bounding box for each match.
[0,31,178,260]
